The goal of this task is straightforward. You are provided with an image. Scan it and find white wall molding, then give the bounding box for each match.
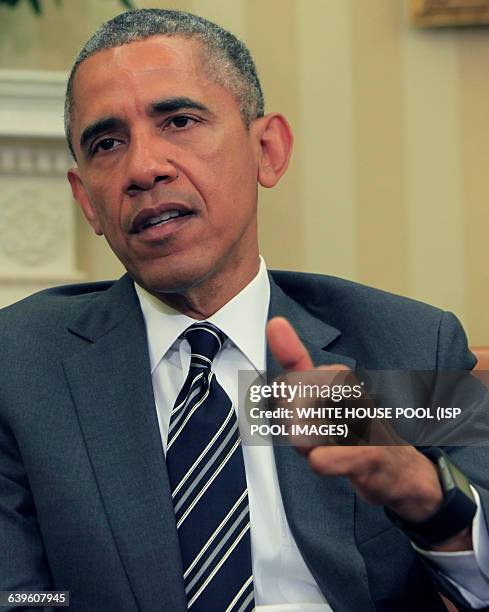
[0,142,71,176]
[0,69,68,139]
[0,69,84,308]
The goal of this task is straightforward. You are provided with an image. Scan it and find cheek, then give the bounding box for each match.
[86,184,121,230]
[192,126,256,172]
[197,146,258,206]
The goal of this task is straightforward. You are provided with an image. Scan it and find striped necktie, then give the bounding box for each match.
[166,322,255,611]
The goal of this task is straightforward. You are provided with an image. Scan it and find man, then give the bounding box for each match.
[1,8,488,612]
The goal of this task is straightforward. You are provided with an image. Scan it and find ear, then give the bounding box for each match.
[253,113,293,188]
[67,167,103,236]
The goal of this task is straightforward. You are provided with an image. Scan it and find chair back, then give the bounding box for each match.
[471,347,489,371]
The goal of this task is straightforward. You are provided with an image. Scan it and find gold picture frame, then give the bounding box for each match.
[410,0,489,26]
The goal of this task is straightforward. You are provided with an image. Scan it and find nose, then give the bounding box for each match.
[124,134,178,195]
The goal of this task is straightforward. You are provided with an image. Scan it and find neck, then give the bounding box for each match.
[148,255,261,319]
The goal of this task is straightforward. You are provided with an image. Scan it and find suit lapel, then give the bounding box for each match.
[266,272,355,379]
[268,275,375,612]
[62,276,187,612]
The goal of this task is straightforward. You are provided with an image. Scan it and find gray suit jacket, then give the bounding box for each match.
[1,270,488,611]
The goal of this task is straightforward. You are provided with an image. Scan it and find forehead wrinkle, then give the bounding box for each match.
[109,35,204,75]
[107,36,226,102]
[74,37,202,95]
[76,55,204,118]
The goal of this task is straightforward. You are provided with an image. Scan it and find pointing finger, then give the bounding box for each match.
[267,317,314,371]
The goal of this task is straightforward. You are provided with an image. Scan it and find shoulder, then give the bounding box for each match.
[0,280,117,350]
[270,269,441,320]
[270,270,474,369]
[0,280,114,323]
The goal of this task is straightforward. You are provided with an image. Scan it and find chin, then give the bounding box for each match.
[132,260,215,296]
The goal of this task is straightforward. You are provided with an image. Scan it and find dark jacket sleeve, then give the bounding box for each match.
[419,311,489,611]
[0,411,55,610]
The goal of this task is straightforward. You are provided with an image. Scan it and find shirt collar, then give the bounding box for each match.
[134,257,270,374]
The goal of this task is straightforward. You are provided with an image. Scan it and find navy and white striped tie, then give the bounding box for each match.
[166,322,255,611]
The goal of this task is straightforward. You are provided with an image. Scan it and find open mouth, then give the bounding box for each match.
[140,209,192,231]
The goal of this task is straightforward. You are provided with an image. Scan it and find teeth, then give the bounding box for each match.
[145,210,182,228]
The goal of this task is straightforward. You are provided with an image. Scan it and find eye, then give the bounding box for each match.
[166,115,198,130]
[92,138,122,155]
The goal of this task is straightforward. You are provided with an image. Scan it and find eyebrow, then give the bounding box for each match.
[79,117,126,156]
[149,96,210,116]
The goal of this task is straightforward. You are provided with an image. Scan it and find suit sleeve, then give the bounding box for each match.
[419,311,489,610]
[435,311,477,371]
[0,405,54,611]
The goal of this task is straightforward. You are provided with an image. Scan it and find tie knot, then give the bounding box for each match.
[183,322,227,368]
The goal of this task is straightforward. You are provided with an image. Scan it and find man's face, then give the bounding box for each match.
[68,36,266,299]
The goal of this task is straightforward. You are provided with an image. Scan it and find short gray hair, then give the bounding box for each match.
[64,8,265,158]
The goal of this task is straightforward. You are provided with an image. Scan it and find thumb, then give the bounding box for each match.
[267,316,314,371]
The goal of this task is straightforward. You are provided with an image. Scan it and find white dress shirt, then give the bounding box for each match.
[135,258,489,610]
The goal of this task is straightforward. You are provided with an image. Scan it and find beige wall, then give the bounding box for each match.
[1,0,488,343]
